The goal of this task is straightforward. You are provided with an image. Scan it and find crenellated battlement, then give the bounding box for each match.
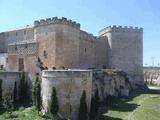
[34,17,80,29]
[99,25,143,35]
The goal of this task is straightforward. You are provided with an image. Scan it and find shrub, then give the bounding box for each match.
[95,89,99,114]
[89,97,96,120]
[13,82,17,102]
[78,90,88,120]
[49,87,59,115]
[19,72,29,101]
[32,76,42,111]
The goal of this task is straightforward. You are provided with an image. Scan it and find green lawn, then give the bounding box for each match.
[97,89,160,120]
[0,89,160,120]
[0,103,51,120]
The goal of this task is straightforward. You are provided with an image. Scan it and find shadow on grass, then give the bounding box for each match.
[97,88,160,120]
[97,115,123,120]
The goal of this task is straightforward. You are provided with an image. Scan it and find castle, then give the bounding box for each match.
[0,17,144,119]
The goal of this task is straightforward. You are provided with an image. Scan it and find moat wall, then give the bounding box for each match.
[41,70,92,120]
[41,69,131,119]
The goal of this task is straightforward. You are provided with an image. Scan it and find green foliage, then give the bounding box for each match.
[13,82,17,102]
[97,89,160,120]
[49,87,59,115]
[89,89,99,120]
[95,89,99,114]
[32,76,42,111]
[19,72,29,101]
[0,105,51,120]
[78,90,88,120]
[89,97,96,120]
[0,79,2,103]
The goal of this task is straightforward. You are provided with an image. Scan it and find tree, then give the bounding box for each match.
[95,89,99,115]
[36,79,41,111]
[19,72,28,101]
[13,82,17,102]
[32,77,37,106]
[32,76,42,111]
[89,97,96,120]
[0,79,2,104]
[78,90,88,120]
[49,87,59,115]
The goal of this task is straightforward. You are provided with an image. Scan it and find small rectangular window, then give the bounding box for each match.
[16,32,18,36]
[84,48,87,53]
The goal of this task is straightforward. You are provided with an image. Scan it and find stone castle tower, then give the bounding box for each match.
[0,17,143,87]
[99,26,143,85]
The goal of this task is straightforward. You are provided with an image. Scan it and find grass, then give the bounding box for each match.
[97,88,160,120]
[0,88,160,120]
[0,101,51,120]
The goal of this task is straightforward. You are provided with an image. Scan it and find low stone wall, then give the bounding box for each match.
[0,53,8,69]
[0,72,21,98]
[41,69,132,119]
[0,72,30,99]
[41,70,92,120]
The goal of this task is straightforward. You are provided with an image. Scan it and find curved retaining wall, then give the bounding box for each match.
[41,70,92,120]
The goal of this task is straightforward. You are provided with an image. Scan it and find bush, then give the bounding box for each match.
[49,87,59,115]
[19,72,29,102]
[13,82,17,102]
[95,89,99,114]
[89,97,96,120]
[32,76,42,111]
[78,90,88,120]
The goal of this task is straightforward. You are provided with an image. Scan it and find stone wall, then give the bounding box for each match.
[0,72,32,100]
[5,27,34,47]
[41,70,92,120]
[0,32,6,52]
[7,41,38,77]
[92,69,131,101]
[99,26,143,87]
[144,67,160,85]
[0,53,8,69]
[79,31,108,69]
[0,27,34,53]
[0,72,25,99]
[35,20,80,69]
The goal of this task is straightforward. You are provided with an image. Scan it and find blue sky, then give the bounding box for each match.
[0,0,160,66]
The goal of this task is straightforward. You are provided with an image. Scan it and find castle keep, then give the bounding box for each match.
[0,17,143,85]
[0,17,144,119]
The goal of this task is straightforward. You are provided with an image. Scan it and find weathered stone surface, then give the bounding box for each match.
[41,70,92,120]
[144,67,160,85]
[92,69,131,100]
[41,69,131,119]
[0,17,143,88]
[0,72,28,99]
[99,26,143,87]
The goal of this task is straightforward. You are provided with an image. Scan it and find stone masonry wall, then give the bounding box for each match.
[99,26,143,87]
[79,31,108,69]
[35,17,80,69]
[41,70,92,120]
[7,42,38,77]
[0,72,24,99]
[92,69,131,101]
[0,32,6,52]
